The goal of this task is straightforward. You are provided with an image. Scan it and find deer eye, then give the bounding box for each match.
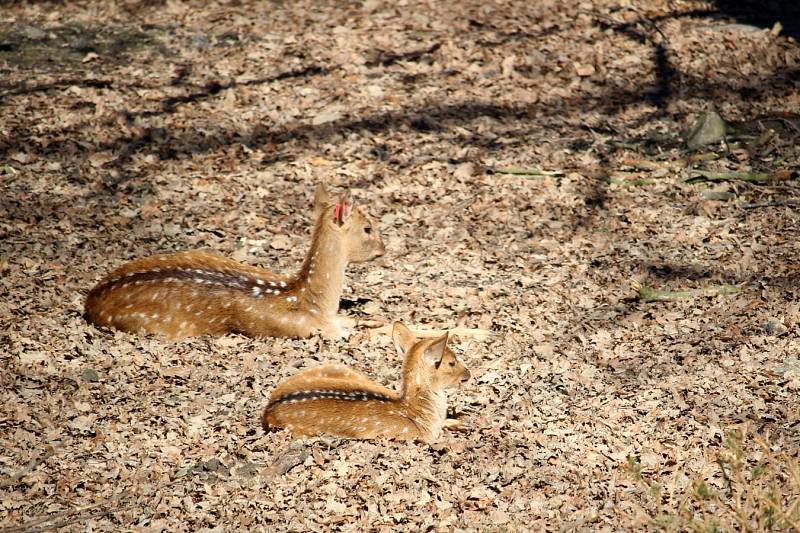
[363,226,372,234]
[449,361,456,367]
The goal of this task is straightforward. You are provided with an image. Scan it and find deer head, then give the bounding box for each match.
[393,322,471,394]
[313,183,385,263]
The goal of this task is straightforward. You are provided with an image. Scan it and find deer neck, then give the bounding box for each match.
[400,383,447,438]
[399,356,446,422]
[293,221,348,316]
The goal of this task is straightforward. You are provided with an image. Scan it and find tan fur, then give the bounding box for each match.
[262,322,471,443]
[84,184,385,340]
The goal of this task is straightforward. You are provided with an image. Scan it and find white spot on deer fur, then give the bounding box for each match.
[269,281,277,287]
[179,321,187,330]
[152,268,161,273]
[401,427,409,434]
[135,280,143,286]
[223,302,231,309]
[151,313,159,320]
[325,273,330,280]
[280,281,287,288]
[194,277,203,284]
[252,286,261,296]
[256,279,265,285]
[245,305,253,312]
[286,296,297,303]
[125,303,133,309]
[121,282,130,289]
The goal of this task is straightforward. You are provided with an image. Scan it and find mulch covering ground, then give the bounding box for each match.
[1,1,799,530]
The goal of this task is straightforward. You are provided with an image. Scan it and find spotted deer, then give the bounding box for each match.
[84,184,385,340]
[262,322,471,443]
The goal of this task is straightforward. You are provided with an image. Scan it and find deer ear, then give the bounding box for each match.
[313,183,333,218]
[392,322,416,355]
[332,194,353,226]
[423,333,449,366]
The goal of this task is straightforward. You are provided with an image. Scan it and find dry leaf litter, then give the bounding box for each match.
[1,0,799,531]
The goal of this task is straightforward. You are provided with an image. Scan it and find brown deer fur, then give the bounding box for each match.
[84,184,385,340]
[262,322,471,443]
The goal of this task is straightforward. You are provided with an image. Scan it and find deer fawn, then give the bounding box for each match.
[262,322,471,443]
[84,184,385,340]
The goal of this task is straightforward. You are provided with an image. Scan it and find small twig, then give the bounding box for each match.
[686,170,795,184]
[622,6,669,42]
[491,166,565,177]
[634,282,741,303]
[0,447,56,489]
[0,496,134,533]
[741,200,800,210]
[368,324,493,341]
[2,504,137,533]
[608,177,657,186]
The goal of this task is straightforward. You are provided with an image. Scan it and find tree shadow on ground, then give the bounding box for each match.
[1,60,797,169]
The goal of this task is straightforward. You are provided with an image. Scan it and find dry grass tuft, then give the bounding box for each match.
[627,426,800,532]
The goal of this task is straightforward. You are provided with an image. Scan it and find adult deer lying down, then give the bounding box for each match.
[262,322,471,443]
[84,184,385,340]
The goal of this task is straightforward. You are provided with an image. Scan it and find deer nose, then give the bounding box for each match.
[461,369,471,382]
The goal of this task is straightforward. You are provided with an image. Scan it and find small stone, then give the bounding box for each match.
[163,223,181,237]
[685,111,728,150]
[312,110,343,126]
[764,318,788,336]
[22,26,47,40]
[81,368,100,382]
